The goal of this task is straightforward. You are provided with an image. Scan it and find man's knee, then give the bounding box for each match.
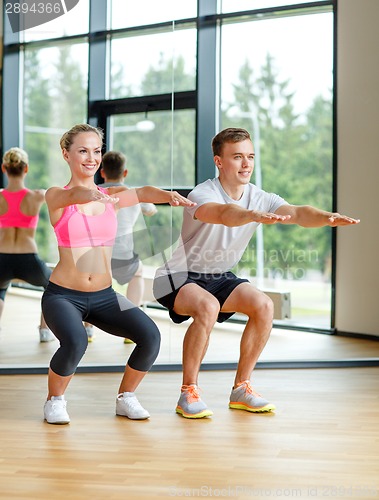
[191,296,220,325]
[249,293,274,321]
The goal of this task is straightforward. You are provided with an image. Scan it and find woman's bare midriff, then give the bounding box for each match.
[49,246,114,292]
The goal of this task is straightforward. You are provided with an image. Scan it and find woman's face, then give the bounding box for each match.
[62,132,102,179]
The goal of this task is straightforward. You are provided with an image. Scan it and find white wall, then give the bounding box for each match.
[335,0,379,336]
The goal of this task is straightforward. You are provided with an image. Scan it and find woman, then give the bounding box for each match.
[42,123,195,424]
[0,147,54,342]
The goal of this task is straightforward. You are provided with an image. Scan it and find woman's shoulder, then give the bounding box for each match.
[44,186,67,207]
[45,186,63,196]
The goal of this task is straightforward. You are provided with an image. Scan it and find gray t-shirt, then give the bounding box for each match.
[155,177,287,277]
[98,182,156,260]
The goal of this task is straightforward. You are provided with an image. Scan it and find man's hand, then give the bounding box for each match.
[327,213,360,226]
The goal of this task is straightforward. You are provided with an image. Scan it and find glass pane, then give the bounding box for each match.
[21,0,89,42]
[109,203,184,365]
[110,27,196,98]
[22,41,89,262]
[109,110,196,189]
[111,0,197,29]
[220,12,333,329]
[221,0,318,13]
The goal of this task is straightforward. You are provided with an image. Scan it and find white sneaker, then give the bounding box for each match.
[39,327,55,342]
[116,392,150,420]
[44,396,70,424]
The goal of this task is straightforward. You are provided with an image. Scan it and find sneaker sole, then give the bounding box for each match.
[40,337,55,343]
[44,418,70,425]
[116,412,150,420]
[229,402,276,413]
[175,406,213,419]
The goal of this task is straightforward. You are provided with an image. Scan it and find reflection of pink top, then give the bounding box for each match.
[53,187,117,248]
[0,188,39,229]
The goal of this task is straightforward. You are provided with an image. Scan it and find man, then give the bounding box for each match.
[85,150,157,342]
[153,127,360,419]
[99,151,157,306]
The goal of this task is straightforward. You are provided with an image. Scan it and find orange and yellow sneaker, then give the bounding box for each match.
[176,384,213,419]
[229,380,275,413]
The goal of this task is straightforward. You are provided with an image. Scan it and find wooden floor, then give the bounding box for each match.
[1,289,379,498]
[0,368,378,499]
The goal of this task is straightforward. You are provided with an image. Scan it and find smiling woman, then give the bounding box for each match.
[40,123,195,425]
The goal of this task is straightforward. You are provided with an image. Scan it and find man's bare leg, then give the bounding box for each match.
[172,284,219,418]
[222,282,274,387]
[222,282,276,412]
[174,283,220,386]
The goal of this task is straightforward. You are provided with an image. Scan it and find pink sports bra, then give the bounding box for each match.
[0,188,39,229]
[53,186,117,248]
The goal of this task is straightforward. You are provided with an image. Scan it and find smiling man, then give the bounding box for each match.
[153,127,360,419]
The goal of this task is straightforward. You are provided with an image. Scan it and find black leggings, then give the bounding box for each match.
[41,282,161,376]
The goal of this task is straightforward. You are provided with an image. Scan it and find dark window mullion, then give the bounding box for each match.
[196,0,218,183]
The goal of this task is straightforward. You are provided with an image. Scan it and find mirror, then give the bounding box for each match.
[2,1,378,374]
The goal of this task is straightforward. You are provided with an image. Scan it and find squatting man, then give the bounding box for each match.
[153,127,360,419]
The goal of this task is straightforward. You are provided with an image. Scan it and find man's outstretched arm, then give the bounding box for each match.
[194,202,291,227]
[275,204,360,228]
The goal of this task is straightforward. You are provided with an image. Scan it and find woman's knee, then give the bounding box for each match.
[134,318,161,355]
[128,323,161,371]
[50,336,88,376]
[145,323,161,358]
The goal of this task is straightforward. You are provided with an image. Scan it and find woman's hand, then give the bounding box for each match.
[90,189,119,204]
[118,186,197,208]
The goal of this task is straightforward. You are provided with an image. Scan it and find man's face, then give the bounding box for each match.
[215,139,255,188]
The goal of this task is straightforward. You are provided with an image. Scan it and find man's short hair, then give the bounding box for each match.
[101,151,127,179]
[212,128,251,156]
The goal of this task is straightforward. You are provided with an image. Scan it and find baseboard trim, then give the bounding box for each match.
[2,358,379,375]
[335,330,379,341]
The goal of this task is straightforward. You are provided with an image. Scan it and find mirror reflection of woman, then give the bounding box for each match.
[0,147,54,342]
[42,123,196,425]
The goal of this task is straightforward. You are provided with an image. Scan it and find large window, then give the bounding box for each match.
[110,0,197,30]
[220,10,334,329]
[221,0,319,12]
[110,27,197,99]
[110,110,196,188]
[22,40,89,261]
[1,0,336,359]
[20,0,89,42]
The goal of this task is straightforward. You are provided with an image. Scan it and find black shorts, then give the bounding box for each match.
[153,271,248,324]
[0,253,52,299]
[111,253,140,285]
